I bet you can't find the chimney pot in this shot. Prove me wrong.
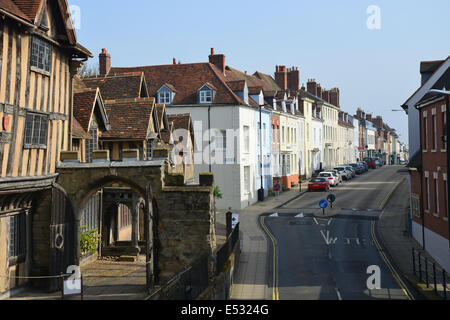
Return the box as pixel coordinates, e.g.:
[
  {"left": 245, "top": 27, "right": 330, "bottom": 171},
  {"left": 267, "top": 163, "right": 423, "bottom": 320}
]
[{"left": 211, "top": 48, "right": 215, "bottom": 55}]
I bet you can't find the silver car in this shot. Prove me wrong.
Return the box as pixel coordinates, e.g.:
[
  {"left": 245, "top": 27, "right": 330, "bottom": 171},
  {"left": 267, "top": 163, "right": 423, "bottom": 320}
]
[
  {"left": 334, "top": 166, "right": 352, "bottom": 180},
  {"left": 330, "top": 169, "right": 343, "bottom": 184},
  {"left": 345, "top": 166, "right": 356, "bottom": 178}
]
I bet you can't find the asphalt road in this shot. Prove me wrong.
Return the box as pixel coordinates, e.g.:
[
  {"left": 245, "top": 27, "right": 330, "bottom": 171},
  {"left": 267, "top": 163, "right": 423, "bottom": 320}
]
[{"left": 261, "top": 166, "right": 414, "bottom": 300}]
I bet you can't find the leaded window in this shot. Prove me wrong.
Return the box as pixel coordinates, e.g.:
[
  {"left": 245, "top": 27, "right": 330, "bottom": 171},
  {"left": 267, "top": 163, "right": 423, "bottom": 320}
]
[
  {"left": 24, "top": 112, "right": 49, "bottom": 149},
  {"left": 31, "top": 37, "right": 52, "bottom": 73},
  {"left": 9, "top": 213, "right": 26, "bottom": 259}
]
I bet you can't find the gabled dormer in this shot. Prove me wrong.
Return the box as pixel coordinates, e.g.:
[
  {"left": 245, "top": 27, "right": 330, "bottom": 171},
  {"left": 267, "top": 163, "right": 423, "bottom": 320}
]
[
  {"left": 249, "top": 86, "right": 264, "bottom": 106},
  {"left": 198, "top": 83, "right": 216, "bottom": 104},
  {"left": 157, "top": 84, "right": 176, "bottom": 105}
]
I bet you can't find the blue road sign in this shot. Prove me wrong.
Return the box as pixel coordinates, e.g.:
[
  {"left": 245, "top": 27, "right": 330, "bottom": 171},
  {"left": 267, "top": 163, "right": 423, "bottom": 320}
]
[{"left": 319, "top": 200, "right": 328, "bottom": 209}]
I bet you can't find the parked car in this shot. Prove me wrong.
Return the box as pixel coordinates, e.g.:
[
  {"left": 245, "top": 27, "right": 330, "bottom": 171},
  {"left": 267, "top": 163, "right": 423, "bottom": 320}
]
[
  {"left": 359, "top": 161, "right": 369, "bottom": 172},
  {"left": 331, "top": 169, "right": 343, "bottom": 183},
  {"left": 350, "top": 163, "right": 363, "bottom": 175},
  {"left": 363, "top": 157, "right": 376, "bottom": 169},
  {"left": 334, "top": 166, "right": 352, "bottom": 180},
  {"left": 345, "top": 166, "right": 356, "bottom": 178},
  {"left": 374, "top": 157, "right": 382, "bottom": 167},
  {"left": 318, "top": 172, "right": 338, "bottom": 186},
  {"left": 308, "top": 177, "right": 330, "bottom": 192}
]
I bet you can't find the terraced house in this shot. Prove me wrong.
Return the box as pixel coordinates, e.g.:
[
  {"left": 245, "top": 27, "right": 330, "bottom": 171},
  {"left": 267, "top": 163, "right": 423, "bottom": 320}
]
[
  {"left": 109, "top": 49, "right": 270, "bottom": 210},
  {"left": 0, "top": 0, "right": 91, "bottom": 296}
]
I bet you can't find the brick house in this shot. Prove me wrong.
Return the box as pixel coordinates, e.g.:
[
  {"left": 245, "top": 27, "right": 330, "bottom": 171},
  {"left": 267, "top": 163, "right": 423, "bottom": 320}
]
[{"left": 406, "top": 57, "right": 450, "bottom": 271}]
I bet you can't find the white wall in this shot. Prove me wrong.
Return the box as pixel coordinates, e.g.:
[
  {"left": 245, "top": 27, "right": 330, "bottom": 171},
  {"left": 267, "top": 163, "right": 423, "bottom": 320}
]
[{"left": 412, "top": 221, "right": 450, "bottom": 271}]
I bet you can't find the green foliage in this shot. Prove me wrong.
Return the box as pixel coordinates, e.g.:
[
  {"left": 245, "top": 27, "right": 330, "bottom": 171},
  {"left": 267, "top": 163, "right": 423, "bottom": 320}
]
[
  {"left": 80, "top": 226, "right": 100, "bottom": 257},
  {"left": 213, "top": 185, "right": 223, "bottom": 199}
]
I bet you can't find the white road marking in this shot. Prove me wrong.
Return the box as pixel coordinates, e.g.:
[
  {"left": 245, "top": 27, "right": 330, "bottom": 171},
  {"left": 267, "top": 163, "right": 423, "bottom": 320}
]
[
  {"left": 335, "top": 288, "right": 343, "bottom": 300},
  {"left": 313, "top": 218, "right": 319, "bottom": 225},
  {"left": 327, "top": 218, "right": 332, "bottom": 226},
  {"left": 270, "top": 213, "right": 279, "bottom": 217},
  {"left": 295, "top": 213, "right": 304, "bottom": 218}
]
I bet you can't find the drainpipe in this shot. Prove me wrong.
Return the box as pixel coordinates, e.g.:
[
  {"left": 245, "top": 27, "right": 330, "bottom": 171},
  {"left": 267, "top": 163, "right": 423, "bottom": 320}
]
[{"left": 208, "top": 106, "right": 212, "bottom": 173}]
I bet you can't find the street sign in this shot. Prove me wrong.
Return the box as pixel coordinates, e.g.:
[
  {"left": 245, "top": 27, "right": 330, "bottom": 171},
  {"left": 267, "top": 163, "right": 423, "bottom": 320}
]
[
  {"left": 327, "top": 194, "right": 336, "bottom": 203},
  {"left": 319, "top": 200, "right": 328, "bottom": 209}
]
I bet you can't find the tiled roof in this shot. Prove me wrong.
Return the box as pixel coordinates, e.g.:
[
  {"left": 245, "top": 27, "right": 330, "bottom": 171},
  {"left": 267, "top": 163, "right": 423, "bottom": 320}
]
[
  {"left": 82, "top": 72, "right": 146, "bottom": 101},
  {"left": 10, "top": 0, "right": 42, "bottom": 22},
  {"left": 72, "top": 117, "right": 91, "bottom": 139},
  {"left": 226, "top": 80, "right": 246, "bottom": 92},
  {"left": 253, "top": 71, "right": 282, "bottom": 93},
  {"left": 0, "top": 0, "right": 29, "bottom": 21},
  {"left": 102, "top": 98, "right": 156, "bottom": 140},
  {"left": 73, "top": 89, "right": 98, "bottom": 132},
  {"left": 110, "top": 63, "right": 245, "bottom": 105}
]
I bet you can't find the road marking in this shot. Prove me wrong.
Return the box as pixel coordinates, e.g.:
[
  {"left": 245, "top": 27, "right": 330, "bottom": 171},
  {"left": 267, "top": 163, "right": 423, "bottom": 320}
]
[
  {"left": 313, "top": 217, "right": 319, "bottom": 225},
  {"left": 328, "top": 218, "right": 333, "bottom": 226},
  {"left": 269, "top": 213, "right": 279, "bottom": 217},
  {"left": 260, "top": 216, "right": 279, "bottom": 300},
  {"left": 334, "top": 288, "right": 343, "bottom": 300},
  {"left": 370, "top": 220, "right": 414, "bottom": 300},
  {"left": 295, "top": 213, "right": 304, "bottom": 218}
]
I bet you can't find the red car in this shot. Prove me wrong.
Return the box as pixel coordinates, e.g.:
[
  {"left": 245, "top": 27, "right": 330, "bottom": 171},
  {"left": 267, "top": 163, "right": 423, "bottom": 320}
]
[{"left": 308, "top": 178, "right": 330, "bottom": 192}]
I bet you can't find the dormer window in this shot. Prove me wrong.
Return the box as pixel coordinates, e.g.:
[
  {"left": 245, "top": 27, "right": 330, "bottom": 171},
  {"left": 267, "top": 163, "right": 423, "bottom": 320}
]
[
  {"left": 200, "top": 90, "right": 213, "bottom": 104},
  {"left": 198, "top": 83, "right": 216, "bottom": 104},
  {"left": 157, "top": 84, "right": 176, "bottom": 104},
  {"left": 158, "top": 91, "right": 171, "bottom": 104}
]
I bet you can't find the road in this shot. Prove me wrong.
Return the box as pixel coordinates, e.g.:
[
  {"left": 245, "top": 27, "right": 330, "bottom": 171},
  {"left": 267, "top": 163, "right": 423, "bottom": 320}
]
[{"left": 260, "top": 166, "right": 415, "bottom": 300}]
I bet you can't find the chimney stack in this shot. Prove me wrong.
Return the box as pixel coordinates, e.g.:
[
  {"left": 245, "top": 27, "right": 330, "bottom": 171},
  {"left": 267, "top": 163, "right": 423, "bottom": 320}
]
[
  {"left": 208, "top": 48, "right": 226, "bottom": 75},
  {"left": 322, "top": 90, "right": 330, "bottom": 103},
  {"left": 287, "top": 67, "right": 300, "bottom": 91},
  {"left": 307, "top": 79, "right": 318, "bottom": 96},
  {"left": 329, "top": 88, "right": 340, "bottom": 108},
  {"left": 173, "top": 58, "right": 177, "bottom": 65},
  {"left": 275, "top": 65, "right": 288, "bottom": 90},
  {"left": 366, "top": 114, "right": 373, "bottom": 122},
  {"left": 99, "top": 48, "right": 111, "bottom": 76},
  {"left": 317, "top": 83, "right": 322, "bottom": 98}
]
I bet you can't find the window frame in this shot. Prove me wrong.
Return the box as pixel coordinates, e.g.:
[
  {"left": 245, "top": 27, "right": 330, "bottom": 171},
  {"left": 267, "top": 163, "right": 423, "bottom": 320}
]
[
  {"left": 9, "top": 213, "right": 27, "bottom": 264},
  {"left": 158, "top": 91, "right": 171, "bottom": 104},
  {"left": 199, "top": 89, "right": 213, "bottom": 104},
  {"left": 31, "top": 36, "right": 52, "bottom": 75},
  {"left": 23, "top": 111, "right": 49, "bottom": 149}
]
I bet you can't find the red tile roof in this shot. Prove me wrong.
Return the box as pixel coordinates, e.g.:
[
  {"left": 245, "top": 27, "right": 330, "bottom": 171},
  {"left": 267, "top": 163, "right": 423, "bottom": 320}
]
[
  {"left": 102, "top": 98, "right": 156, "bottom": 140},
  {"left": 10, "top": 0, "right": 42, "bottom": 22},
  {"left": 73, "top": 89, "right": 98, "bottom": 132},
  {"left": 0, "top": 0, "right": 29, "bottom": 21},
  {"left": 72, "top": 117, "right": 91, "bottom": 139},
  {"left": 82, "top": 72, "right": 147, "bottom": 101},
  {"left": 109, "top": 63, "right": 245, "bottom": 105}
]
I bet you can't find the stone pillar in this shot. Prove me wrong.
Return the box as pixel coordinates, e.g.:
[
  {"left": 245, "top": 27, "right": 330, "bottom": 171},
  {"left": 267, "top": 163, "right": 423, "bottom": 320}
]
[{"left": 131, "top": 197, "right": 140, "bottom": 251}]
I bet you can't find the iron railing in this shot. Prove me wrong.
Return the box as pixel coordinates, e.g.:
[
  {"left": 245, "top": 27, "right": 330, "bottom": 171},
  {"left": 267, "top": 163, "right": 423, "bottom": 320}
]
[
  {"left": 216, "top": 222, "right": 240, "bottom": 276},
  {"left": 147, "top": 253, "right": 210, "bottom": 300},
  {"left": 412, "top": 247, "right": 449, "bottom": 300}
]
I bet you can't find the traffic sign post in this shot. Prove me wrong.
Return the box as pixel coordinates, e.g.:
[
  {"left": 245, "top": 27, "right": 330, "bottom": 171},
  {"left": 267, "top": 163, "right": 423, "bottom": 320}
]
[
  {"left": 327, "top": 194, "right": 336, "bottom": 208},
  {"left": 319, "top": 200, "right": 328, "bottom": 215}
]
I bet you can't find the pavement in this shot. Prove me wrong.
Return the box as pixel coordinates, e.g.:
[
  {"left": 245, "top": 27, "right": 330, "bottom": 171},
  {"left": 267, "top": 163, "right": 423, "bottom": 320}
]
[
  {"left": 376, "top": 175, "right": 447, "bottom": 300},
  {"left": 218, "top": 181, "right": 310, "bottom": 300}
]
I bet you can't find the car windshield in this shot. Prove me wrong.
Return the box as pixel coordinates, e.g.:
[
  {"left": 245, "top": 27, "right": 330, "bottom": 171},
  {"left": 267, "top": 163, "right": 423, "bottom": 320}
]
[
  {"left": 335, "top": 168, "right": 344, "bottom": 171},
  {"left": 311, "top": 178, "right": 325, "bottom": 183},
  {"left": 350, "top": 164, "right": 357, "bottom": 167},
  {"left": 319, "top": 173, "right": 331, "bottom": 177}
]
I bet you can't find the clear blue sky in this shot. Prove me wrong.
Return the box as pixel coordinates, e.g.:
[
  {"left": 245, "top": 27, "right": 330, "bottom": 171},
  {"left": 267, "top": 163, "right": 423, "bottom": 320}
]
[{"left": 69, "top": 0, "right": 450, "bottom": 147}]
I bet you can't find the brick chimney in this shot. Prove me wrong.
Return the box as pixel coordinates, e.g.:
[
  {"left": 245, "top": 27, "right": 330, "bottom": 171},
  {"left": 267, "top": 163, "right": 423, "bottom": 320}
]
[
  {"left": 372, "top": 116, "right": 383, "bottom": 128},
  {"left": 356, "top": 108, "right": 365, "bottom": 119},
  {"left": 317, "top": 84, "right": 322, "bottom": 99},
  {"left": 287, "top": 67, "right": 300, "bottom": 91},
  {"left": 99, "top": 48, "right": 111, "bottom": 76},
  {"left": 366, "top": 114, "right": 373, "bottom": 122},
  {"left": 329, "top": 88, "right": 340, "bottom": 108},
  {"left": 301, "top": 83, "right": 306, "bottom": 91},
  {"left": 307, "top": 79, "right": 318, "bottom": 96},
  {"left": 322, "top": 90, "right": 330, "bottom": 103},
  {"left": 209, "top": 48, "right": 225, "bottom": 75},
  {"left": 275, "top": 65, "right": 288, "bottom": 90},
  {"left": 173, "top": 58, "right": 177, "bottom": 65}
]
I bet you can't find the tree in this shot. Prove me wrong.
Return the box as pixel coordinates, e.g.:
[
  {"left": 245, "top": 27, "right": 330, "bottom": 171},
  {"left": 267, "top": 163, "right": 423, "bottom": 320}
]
[{"left": 78, "top": 62, "right": 99, "bottom": 77}]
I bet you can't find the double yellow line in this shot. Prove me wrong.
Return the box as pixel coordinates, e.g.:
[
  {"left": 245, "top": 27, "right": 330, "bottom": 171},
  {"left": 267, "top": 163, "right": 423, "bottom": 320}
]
[
  {"left": 371, "top": 177, "right": 414, "bottom": 300},
  {"left": 260, "top": 216, "right": 279, "bottom": 300}
]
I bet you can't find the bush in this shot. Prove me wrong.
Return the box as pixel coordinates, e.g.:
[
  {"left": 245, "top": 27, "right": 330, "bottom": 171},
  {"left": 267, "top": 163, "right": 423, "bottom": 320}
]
[{"left": 80, "top": 226, "right": 100, "bottom": 257}]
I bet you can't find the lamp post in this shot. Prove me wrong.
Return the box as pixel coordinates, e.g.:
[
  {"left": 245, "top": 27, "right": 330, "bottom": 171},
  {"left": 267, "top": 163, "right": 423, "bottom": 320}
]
[
  {"left": 426, "top": 89, "right": 450, "bottom": 250},
  {"left": 258, "top": 103, "right": 271, "bottom": 202}
]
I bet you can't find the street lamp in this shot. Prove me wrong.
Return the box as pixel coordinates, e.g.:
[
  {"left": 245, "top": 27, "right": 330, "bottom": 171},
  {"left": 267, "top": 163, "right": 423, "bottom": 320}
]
[
  {"left": 258, "top": 103, "right": 271, "bottom": 202},
  {"left": 426, "top": 89, "right": 450, "bottom": 250}
]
